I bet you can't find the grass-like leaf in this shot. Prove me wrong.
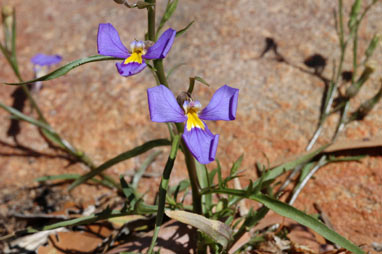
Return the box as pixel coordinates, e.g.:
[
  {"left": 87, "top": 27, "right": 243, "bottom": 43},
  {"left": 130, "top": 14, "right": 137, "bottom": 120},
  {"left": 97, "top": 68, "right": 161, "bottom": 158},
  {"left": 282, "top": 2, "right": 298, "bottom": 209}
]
[
  {"left": 253, "top": 144, "right": 330, "bottom": 186},
  {"left": 131, "top": 150, "right": 162, "bottom": 189},
  {"left": 0, "top": 101, "right": 81, "bottom": 154},
  {"left": 68, "top": 139, "right": 171, "bottom": 191},
  {"left": 176, "top": 20, "right": 194, "bottom": 38},
  {"left": 195, "top": 160, "right": 212, "bottom": 215},
  {"left": 5, "top": 55, "right": 122, "bottom": 86},
  {"left": 157, "top": 0, "right": 179, "bottom": 36},
  {"left": 35, "top": 173, "right": 114, "bottom": 189},
  {"left": 251, "top": 194, "right": 364, "bottom": 254},
  {"left": 203, "top": 187, "right": 364, "bottom": 254},
  {"left": 166, "top": 62, "right": 186, "bottom": 79}
]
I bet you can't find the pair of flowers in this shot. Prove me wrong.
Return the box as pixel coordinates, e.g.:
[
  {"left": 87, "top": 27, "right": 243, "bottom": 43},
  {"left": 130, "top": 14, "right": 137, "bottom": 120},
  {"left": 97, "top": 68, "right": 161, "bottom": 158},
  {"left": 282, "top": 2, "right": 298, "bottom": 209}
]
[
  {"left": 98, "top": 23, "right": 239, "bottom": 164},
  {"left": 35, "top": 23, "right": 239, "bottom": 164}
]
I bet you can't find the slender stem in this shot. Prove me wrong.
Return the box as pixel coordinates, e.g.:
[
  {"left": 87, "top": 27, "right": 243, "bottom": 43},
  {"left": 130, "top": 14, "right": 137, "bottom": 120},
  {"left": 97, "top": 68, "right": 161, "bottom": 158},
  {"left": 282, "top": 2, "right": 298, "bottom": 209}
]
[
  {"left": 306, "top": 0, "right": 346, "bottom": 151},
  {"left": 175, "top": 123, "right": 202, "bottom": 214},
  {"left": 288, "top": 156, "right": 327, "bottom": 205},
  {"left": 332, "top": 100, "right": 350, "bottom": 141},
  {"left": 148, "top": 135, "right": 180, "bottom": 254},
  {"left": 146, "top": 0, "right": 156, "bottom": 41},
  {"left": 145, "top": 0, "right": 201, "bottom": 215},
  {"left": 154, "top": 60, "right": 169, "bottom": 87}
]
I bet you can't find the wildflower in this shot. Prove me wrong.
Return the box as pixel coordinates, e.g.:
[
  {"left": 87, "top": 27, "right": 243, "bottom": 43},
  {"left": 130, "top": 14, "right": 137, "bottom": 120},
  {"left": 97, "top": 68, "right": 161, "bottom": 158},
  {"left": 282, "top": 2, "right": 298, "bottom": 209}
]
[
  {"left": 97, "top": 23, "right": 176, "bottom": 77},
  {"left": 147, "top": 85, "right": 239, "bottom": 164},
  {"left": 30, "top": 53, "right": 62, "bottom": 92}
]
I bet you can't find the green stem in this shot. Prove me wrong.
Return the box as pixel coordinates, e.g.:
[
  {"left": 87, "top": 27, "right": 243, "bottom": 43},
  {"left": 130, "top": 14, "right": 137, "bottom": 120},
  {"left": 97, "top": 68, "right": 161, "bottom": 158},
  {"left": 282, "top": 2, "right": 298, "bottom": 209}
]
[
  {"left": 148, "top": 135, "right": 180, "bottom": 254},
  {"left": 175, "top": 123, "right": 202, "bottom": 214},
  {"left": 145, "top": 0, "right": 202, "bottom": 215},
  {"left": 145, "top": 0, "right": 169, "bottom": 88},
  {"left": 306, "top": 0, "right": 346, "bottom": 151},
  {"left": 154, "top": 60, "right": 169, "bottom": 87},
  {"left": 146, "top": 0, "right": 156, "bottom": 41}
]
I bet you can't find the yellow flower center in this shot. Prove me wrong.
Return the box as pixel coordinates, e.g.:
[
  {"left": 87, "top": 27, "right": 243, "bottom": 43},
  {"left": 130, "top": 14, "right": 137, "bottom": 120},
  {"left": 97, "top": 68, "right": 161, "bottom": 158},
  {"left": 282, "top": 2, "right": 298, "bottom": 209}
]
[
  {"left": 184, "top": 102, "right": 205, "bottom": 131},
  {"left": 124, "top": 51, "right": 144, "bottom": 64},
  {"left": 124, "top": 41, "right": 146, "bottom": 64}
]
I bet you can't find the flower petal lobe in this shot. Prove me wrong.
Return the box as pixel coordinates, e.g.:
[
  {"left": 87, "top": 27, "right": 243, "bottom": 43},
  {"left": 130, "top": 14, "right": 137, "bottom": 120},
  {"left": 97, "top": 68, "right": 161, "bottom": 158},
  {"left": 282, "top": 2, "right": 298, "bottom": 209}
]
[
  {"left": 97, "top": 23, "right": 130, "bottom": 58},
  {"left": 199, "top": 85, "right": 239, "bottom": 121},
  {"left": 144, "top": 28, "right": 176, "bottom": 59},
  {"left": 116, "top": 62, "right": 147, "bottom": 76},
  {"left": 147, "top": 85, "right": 187, "bottom": 123},
  {"left": 182, "top": 124, "right": 219, "bottom": 164}
]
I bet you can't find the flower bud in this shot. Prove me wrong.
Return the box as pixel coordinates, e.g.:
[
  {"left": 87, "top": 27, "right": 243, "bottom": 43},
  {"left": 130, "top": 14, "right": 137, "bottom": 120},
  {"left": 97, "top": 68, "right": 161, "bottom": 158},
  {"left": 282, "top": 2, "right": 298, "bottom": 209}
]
[
  {"left": 113, "top": 0, "right": 126, "bottom": 4},
  {"left": 349, "top": 81, "right": 382, "bottom": 121},
  {"left": 136, "top": 1, "right": 155, "bottom": 9},
  {"left": 345, "top": 65, "right": 374, "bottom": 99},
  {"left": 2, "top": 5, "right": 14, "bottom": 50},
  {"left": 348, "top": 0, "right": 361, "bottom": 31},
  {"left": 176, "top": 91, "right": 192, "bottom": 108},
  {"left": 365, "top": 34, "right": 381, "bottom": 59}
]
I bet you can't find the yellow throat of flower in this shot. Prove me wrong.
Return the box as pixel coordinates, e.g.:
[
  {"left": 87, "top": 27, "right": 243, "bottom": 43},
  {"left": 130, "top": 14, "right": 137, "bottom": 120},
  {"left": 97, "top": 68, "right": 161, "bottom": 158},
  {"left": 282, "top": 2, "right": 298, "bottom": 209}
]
[
  {"left": 124, "top": 51, "right": 144, "bottom": 64},
  {"left": 186, "top": 107, "right": 205, "bottom": 131},
  {"left": 124, "top": 41, "right": 146, "bottom": 64}
]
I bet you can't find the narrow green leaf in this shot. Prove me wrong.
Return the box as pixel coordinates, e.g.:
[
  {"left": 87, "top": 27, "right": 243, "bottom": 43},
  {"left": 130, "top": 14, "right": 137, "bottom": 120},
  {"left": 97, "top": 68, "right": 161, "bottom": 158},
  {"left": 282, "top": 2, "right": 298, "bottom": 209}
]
[
  {"left": 292, "top": 162, "right": 315, "bottom": 191},
  {"left": 187, "top": 75, "right": 210, "bottom": 97},
  {"left": 148, "top": 135, "right": 180, "bottom": 254},
  {"left": 35, "top": 173, "right": 114, "bottom": 188},
  {"left": 348, "top": 0, "right": 361, "bottom": 30},
  {"left": 365, "top": 34, "right": 381, "bottom": 59},
  {"left": 250, "top": 194, "right": 364, "bottom": 254},
  {"left": 40, "top": 209, "right": 135, "bottom": 231},
  {"left": 169, "top": 179, "right": 190, "bottom": 201},
  {"left": 0, "top": 101, "right": 52, "bottom": 130},
  {"left": 10, "top": 7, "right": 18, "bottom": 70},
  {"left": 230, "top": 154, "right": 243, "bottom": 177},
  {"left": 216, "top": 159, "right": 223, "bottom": 187},
  {"left": 0, "top": 101, "right": 79, "bottom": 153},
  {"left": 345, "top": 65, "right": 374, "bottom": 98},
  {"left": 40, "top": 128, "right": 69, "bottom": 151},
  {"left": 327, "top": 154, "right": 365, "bottom": 162},
  {"left": 132, "top": 151, "right": 162, "bottom": 189},
  {"left": 176, "top": 20, "right": 194, "bottom": 38},
  {"left": 253, "top": 144, "right": 330, "bottom": 186},
  {"left": 36, "top": 174, "right": 80, "bottom": 182},
  {"left": 68, "top": 139, "right": 171, "bottom": 191},
  {"left": 194, "top": 76, "right": 210, "bottom": 87},
  {"left": 195, "top": 160, "right": 212, "bottom": 214},
  {"left": 157, "top": 0, "right": 179, "bottom": 36},
  {"left": 5, "top": 55, "right": 123, "bottom": 86},
  {"left": 204, "top": 187, "right": 364, "bottom": 254},
  {"left": 166, "top": 62, "right": 186, "bottom": 79}
]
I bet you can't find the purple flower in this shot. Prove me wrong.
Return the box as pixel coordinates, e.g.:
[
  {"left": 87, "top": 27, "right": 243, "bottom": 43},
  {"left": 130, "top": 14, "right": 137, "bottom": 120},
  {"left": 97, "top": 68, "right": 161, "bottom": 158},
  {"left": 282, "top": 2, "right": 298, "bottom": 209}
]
[
  {"left": 147, "top": 85, "right": 239, "bottom": 164},
  {"left": 30, "top": 53, "right": 62, "bottom": 92},
  {"left": 31, "top": 53, "right": 62, "bottom": 67},
  {"left": 97, "top": 23, "right": 176, "bottom": 77}
]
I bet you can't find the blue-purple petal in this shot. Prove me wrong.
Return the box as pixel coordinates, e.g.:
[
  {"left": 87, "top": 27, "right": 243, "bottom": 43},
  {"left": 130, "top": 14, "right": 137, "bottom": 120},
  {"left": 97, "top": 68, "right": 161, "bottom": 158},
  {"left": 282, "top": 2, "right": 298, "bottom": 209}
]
[
  {"left": 31, "top": 54, "right": 62, "bottom": 66},
  {"left": 199, "top": 85, "right": 239, "bottom": 121},
  {"left": 147, "top": 85, "right": 187, "bottom": 123},
  {"left": 143, "top": 28, "right": 176, "bottom": 60},
  {"left": 97, "top": 23, "right": 130, "bottom": 58},
  {"left": 116, "top": 61, "right": 147, "bottom": 77},
  {"left": 182, "top": 124, "right": 219, "bottom": 164}
]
